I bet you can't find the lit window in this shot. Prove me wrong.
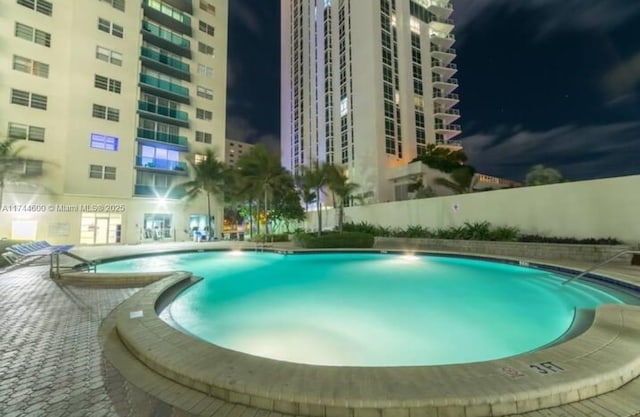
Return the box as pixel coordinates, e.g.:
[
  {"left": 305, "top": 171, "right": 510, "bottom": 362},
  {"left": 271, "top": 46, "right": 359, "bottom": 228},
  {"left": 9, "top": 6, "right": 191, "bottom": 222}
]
[
  {"left": 12, "top": 55, "right": 49, "bottom": 78},
  {"left": 90, "top": 133, "right": 119, "bottom": 151},
  {"left": 197, "top": 86, "right": 213, "bottom": 100},
  {"left": 340, "top": 98, "right": 348, "bottom": 116}
]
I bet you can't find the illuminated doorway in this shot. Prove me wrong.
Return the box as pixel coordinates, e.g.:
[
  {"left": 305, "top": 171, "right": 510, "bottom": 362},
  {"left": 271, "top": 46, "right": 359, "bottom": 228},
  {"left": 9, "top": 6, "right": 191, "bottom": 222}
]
[{"left": 80, "top": 213, "right": 122, "bottom": 244}]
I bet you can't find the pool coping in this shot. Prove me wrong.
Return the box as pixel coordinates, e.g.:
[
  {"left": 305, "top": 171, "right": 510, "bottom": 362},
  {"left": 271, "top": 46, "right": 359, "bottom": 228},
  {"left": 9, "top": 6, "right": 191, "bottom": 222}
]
[{"left": 107, "top": 250, "right": 640, "bottom": 417}]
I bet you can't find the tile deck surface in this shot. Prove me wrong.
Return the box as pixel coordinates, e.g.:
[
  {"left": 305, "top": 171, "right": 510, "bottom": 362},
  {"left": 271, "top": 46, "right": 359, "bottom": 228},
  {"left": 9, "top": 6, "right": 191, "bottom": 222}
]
[{"left": 1, "top": 241, "right": 639, "bottom": 417}]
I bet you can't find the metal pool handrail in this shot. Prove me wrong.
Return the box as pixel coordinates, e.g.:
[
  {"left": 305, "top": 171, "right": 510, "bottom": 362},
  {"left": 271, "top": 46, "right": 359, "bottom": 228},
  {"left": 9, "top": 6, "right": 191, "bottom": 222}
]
[{"left": 562, "top": 249, "right": 639, "bottom": 286}]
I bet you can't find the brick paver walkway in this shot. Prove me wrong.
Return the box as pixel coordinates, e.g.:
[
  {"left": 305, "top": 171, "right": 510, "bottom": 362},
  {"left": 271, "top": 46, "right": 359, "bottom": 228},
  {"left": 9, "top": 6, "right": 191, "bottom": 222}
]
[{"left": 0, "top": 265, "right": 195, "bottom": 417}]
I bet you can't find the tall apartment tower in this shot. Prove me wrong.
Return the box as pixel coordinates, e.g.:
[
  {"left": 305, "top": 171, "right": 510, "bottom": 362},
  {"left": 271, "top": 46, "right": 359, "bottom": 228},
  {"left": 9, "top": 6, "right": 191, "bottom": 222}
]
[
  {"left": 0, "top": 0, "right": 228, "bottom": 244},
  {"left": 281, "top": 0, "right": 461, "bottom": 203}
]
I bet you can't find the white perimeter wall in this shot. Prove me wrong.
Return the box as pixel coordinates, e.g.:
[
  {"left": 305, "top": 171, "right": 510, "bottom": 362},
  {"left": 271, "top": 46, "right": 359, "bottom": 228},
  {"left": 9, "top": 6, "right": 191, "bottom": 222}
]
[{"left": 317, "top": 174, "right": 640, "bottom": 244}]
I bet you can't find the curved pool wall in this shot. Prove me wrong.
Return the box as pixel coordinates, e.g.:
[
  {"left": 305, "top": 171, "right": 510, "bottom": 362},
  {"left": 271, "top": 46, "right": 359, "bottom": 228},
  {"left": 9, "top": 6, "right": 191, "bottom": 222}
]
[
  {"left": 101, "top": 251, "right": 634, "bottom": 367},
  {"left": 100, "top": 250, "right": 640, "bottom": 417}
]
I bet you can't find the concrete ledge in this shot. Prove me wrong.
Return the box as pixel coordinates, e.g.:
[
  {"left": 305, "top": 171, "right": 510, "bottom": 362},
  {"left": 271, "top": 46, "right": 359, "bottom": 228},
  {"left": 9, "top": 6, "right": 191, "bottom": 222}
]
[
  {"left": 114, "top": 271, "right": 640, "bottom": 417},
  {"left": 57, "top": 271, "right": 175, "bottom": 287},
  {"left": 374, "top": 238, "right": 633, "bottom": 264}
]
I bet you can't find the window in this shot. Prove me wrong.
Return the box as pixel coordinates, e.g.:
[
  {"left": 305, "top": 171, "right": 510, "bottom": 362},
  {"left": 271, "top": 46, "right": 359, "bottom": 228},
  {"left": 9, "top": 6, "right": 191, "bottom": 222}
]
[
  {"left": 92, "top": 104, "right": 120, "bottom": 121},
  {"left": 98, "top": 18, "right": 124, "bottom": 38},
  {"left": 199, "top": 0, "right": 215, "bottom": 16},
  {"left": 94, "top": 75, "right": 121, "bottom": 93},
  {"left": 196, "top": 109, "right": 212, "bottom": 120},
  {"left": 89, "top": 164, "right": 103, "bottom": 178},
  {"left": 146, "top": 0, "right": 190, "bottom": 25},
  {"left": 17, "top": 0, "right": 53, "bottom": 16},
  {"left": 96, "top": 46, "right": 122, "bottom": 66},
  {"left": 24, "top": 160, "right": 43, "bottom": 176},
  {"left": 196, "top": 86, "right": 213, "bottom": 100},
  {"left": 199, "top": 20, "right": 215, "bottom": 36},
  {"left": 197, "top": 64, "right": 213, "bottom": 78},
  {"left": 195, "top": 131, "right": 212, "bottom": 144},
  {"left": 99, "top": 0, "right": 125, "bottom": 12},
  {"left": 89, "top": 164, "right": 116, "bottom": 179},
  {"left": 194, "top": 153, "right": 206, "bottom": 164},
  {"left": 90, "top": 133, "right": 119, "bottom": 151},
  {"left": 8, "top": 122, "right": 45, "bottom": 142},
  {"left": 14, "top": 22, "right": 51, "bottom": 47},
  {"left": 198, "top": 42, "right": 214, "bottom": 56},
  {"left": 12, "top": 55, "right": 49, "bottom": 78},
  {"left": 11, "top": 89, "right": 47, "bottom": 110},
  {"left": 104, "top": 166, "right": 117, "bottom": 180}
]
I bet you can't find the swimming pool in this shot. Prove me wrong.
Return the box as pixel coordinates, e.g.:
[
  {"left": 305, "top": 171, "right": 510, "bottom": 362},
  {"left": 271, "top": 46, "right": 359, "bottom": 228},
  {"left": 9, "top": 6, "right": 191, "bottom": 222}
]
[{"left": 99, "top": 251, "right": 634, "bottom": 366}]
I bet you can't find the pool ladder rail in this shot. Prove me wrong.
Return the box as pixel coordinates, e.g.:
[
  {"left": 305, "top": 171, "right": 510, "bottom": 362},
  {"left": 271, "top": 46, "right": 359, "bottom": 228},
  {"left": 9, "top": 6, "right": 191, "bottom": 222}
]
[{"left": 562, "top": 249, "right": 640, "bottom": 286}]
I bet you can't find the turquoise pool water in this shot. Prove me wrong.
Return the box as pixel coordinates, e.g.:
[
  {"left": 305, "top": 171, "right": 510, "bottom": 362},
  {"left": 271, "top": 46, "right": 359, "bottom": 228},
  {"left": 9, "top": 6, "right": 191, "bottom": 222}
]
[{"left": 99, "top": 251, "right": 630, "bottom": 366}]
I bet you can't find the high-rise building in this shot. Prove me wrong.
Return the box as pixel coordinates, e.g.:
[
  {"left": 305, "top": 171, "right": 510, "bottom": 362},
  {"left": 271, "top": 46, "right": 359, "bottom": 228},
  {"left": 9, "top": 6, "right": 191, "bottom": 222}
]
[
  {"left": 281, "top": 0, "right": 461, "bottom": 203},
  {"left": 224, "top": 138, "right": 254, "bottom": 167},
  {"left": 0, "top": 0, "right": 228, "bottom": 244}
]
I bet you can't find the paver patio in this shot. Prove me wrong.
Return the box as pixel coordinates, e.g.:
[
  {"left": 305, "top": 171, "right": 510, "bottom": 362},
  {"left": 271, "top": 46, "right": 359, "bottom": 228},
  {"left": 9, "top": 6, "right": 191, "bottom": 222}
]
[{"left": 1, "top": 242, "right": 639, "bottom": 417}]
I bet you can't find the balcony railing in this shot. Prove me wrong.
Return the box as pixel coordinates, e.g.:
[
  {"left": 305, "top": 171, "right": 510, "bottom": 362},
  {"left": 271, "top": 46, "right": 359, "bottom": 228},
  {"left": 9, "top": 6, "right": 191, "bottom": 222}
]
[
  {"left": 432, "top": 60, "right": 457, "bottom": 70},
  {"left": 430, "top": 44, "right": 456, "bottom": 55},
  {"left": 428, "top": 15, "right": 454, "bottom": 26},
  {"left": 139, "top": 74, "right": 189, "bottom": 98},
  {"left": 140, "top": 47, "right": 190, "bottom": 73},
  {"left": 430, "top": 32, "right": 455, "bottom": 41},
  {"left": 142, "top": 20, "right": 190, "bottom": 49},
  {"left": 432, "top": 74, "right": 459, "bottom": 85},
  {"left": 433, "top": 90, "right": 459, "bottom": 100},
  {"left": 434, "top": 123, "right": 462, "bottom": 131},
  {"left": 434, "top": 107, "right": 460, "bottom": 116},
  {"left": 134, "top": 184, "right": 186, "bottom": 199},
  {"left": 136, "top": 156, "right": 187, "bottom": 172},
  {"left": 138, "top": 101, "right": 188, "bottom": 122},
  {"left": 137, "top": 127, "right": 188, "bottom": 147},
  {"left": 143, "top": 0, "right": 191, "bottom": 26}
]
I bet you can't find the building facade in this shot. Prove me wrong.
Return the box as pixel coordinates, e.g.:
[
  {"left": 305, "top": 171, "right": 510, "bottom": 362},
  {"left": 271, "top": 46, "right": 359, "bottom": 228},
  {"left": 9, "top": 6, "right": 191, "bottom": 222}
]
[
  {"left": 281, "top": 0, "right": 461, "bottom": 203},
  {"left": 0, "top": 0, "right": 228, "bottom": 244},
  {"left": 224, "top": 138, "right": 254, "bottom": 166}
]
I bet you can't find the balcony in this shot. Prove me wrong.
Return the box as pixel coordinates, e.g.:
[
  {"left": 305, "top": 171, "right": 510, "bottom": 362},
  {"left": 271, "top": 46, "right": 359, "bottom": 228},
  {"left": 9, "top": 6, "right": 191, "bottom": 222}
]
[
  {"left": 429, "top": 31, "right": 455, "bottom": 49},
  {"left": 135, "top": 156, "right": 188, "bottom": 174},
  {"left": 421, "top": 0, "right": 453, "bottom": 19},
  {"left": 139, "top": 73, "right": 190, "bottom": 104},
  {"left": 432, "top": 73, "right": 458, "bottom": 90},
  {"left": 134, "top": 184, "right": 187, "bottom": 199},
  {"left": 434, "top": 122, "right": 462, "bottom": 140},
  {"left": 138, "top": 100, "right": 189, "bottom": 127},
  {"left": 142, "top": 0, "right": 192, "bottom": 36},
  {"left": 434, "top": 106, "right": 461, "bottom": 123},
  {"left": 140, "top": 47, "right": 191, "bottom": 81},
  {"left": 427, "top": 14, "right": 454, "bottom": 33},
  {"left": 430, "top": 44, "right": 456, "bottom": 64},
  {"left": 136, "top": 127, "right": 188, "bottom": 150},
  {"left": 141, "top": 20, "right": 191, "bottom": 58},
  {"left": 433, "top": 90, "right": 459, "bottom": 109}
]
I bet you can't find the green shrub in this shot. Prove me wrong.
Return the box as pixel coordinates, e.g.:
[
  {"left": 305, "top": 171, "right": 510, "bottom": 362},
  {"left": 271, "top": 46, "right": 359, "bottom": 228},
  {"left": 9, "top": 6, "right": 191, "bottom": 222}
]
[
  {"left": 293, "top": 232, "right": 375, "bottom": 248},
  {"left": 250, "top": 233, "right": 290, "bottom": 243},
  {"left": 490, "top": 226, "right": 520, "bottom": 241}
]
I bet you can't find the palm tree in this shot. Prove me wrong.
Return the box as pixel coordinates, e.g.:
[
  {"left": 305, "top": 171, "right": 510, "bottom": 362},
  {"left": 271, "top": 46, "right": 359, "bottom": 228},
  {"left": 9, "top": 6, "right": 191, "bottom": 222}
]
[
  {"left": 294, "top": 172, "right": 317, "bottom": 231},
  {"left": 326, "top": 165, "right": 359, "bottom": 232},
  {"left": 525, "top": 164, "right": 565, "bottom": 186},
  {"left": 300, "top": 161, "right": 330, "bottom": 237},
  {"left": 237, "top": 145, "right": 289, "bottom": 235},
  {"left": 412, "top": 143, "right": 468, "bottom": 173},
  {"left": 182, "top": 148, "right": 226, "bottom": 240},
  {"left": 434, "top": 165, "right": 477, "bottom": 194},
  {"left": 0, "top": 137, "right": 27, "bottom": 208}
]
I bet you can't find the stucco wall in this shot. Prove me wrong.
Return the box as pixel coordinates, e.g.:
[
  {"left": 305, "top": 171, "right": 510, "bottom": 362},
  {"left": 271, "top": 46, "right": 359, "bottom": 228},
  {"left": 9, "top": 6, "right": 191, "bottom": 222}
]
[{"left": 317, "top": 174, "right": 640, "bottom": 244}]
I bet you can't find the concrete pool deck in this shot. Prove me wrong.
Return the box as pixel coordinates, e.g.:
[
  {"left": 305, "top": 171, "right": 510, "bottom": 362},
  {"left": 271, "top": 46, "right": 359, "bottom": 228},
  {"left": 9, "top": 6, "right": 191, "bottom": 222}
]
[{"left": 1, "top": 241, "right": 640, "bottom": 417}]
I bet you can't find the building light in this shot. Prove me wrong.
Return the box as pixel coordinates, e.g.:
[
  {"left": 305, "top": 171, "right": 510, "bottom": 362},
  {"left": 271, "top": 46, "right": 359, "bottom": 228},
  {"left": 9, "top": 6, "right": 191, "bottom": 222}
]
[{"left": 340, "top": 98, "right": 348, "bottom": 116}]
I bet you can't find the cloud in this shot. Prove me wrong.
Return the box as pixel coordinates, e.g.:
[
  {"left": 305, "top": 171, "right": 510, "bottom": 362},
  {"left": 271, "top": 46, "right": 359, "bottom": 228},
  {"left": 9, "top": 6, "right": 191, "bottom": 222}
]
[
  {"left": 226, "top": 116, "right": 281, "bottom": 156},
  {"left": 453, "top": 0, "right": 640, "bottom": 40},
  {"left": 229, "top": 0, "right": 264, "bottom": 37},
  {"left": 603, "top": 50, "right": 640, "bottom": 97},
  {"left": 462, "top": 122, "right": 640, "bottom": 181}
]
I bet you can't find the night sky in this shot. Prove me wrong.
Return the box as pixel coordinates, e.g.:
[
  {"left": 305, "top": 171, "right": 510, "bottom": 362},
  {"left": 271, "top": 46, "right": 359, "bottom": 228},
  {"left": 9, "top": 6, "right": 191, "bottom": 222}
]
[{"left": 225, "top": 0, "right": 640, "bottom": 182}]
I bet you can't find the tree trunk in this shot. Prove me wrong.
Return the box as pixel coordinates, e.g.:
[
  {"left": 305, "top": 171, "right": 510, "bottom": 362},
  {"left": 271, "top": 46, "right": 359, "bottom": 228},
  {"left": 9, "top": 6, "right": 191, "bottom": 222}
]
[
  {"left": 264, "top": 189, "right": 269, "bottom": 235},
  {"left": 256, "top": 198, "right": 261, "bottom": 235},
  {"left": 316, "top": 186, "right": 322, "bottom": 237},
  {"left": 338, "top": 203, "right": 344, "bottom": 233},
  {"left": 206, "top": 192, "right": 212, "bottom": 241}
]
